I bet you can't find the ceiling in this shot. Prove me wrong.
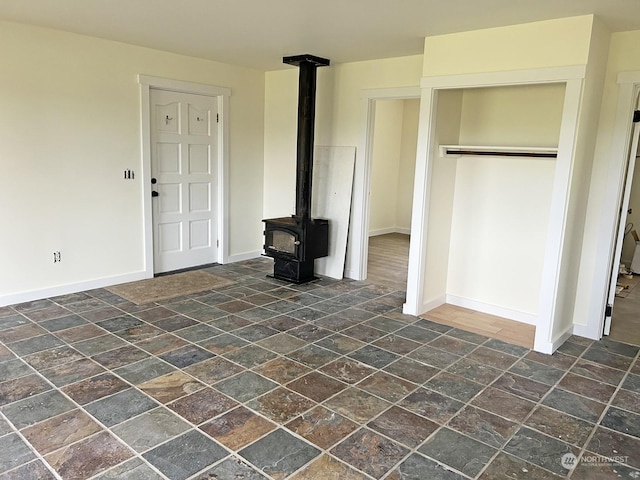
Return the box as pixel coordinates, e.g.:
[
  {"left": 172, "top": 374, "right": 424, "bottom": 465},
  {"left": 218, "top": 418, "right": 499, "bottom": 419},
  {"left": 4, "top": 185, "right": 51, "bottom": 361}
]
[{"left": 1, "top": 0, "right": 640, "bottom": 71}]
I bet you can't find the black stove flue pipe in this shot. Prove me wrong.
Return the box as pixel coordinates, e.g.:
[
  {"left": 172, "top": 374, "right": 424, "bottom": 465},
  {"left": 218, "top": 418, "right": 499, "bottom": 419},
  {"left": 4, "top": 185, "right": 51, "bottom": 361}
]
[{"left": 283, "top": 54, "right": 330, "bottom": 220}]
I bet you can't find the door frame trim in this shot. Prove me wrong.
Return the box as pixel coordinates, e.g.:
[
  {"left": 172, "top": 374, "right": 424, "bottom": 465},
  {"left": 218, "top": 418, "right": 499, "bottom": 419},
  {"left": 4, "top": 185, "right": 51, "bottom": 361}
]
[
  {"left": 138, "top": 75, "right": 231, "bottom": 277},
  {"left": 575, "top": 71, "right": 640, "bottom": 340},
  {"left": 345, "top": 87, "right": 421, "bottom": 281}
]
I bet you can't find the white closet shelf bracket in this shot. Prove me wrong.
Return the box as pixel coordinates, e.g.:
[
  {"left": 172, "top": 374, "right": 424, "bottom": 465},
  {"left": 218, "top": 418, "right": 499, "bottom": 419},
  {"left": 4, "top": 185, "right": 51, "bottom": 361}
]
[{"left": 439, "top": 145, "right": 558, "bottom": 158}]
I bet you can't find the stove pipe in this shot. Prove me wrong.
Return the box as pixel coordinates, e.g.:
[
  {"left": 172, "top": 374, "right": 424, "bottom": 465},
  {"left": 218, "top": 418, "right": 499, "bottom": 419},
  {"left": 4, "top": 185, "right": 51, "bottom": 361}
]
[{"left": 283, "top": 54, "right": 330, "bottom": 220}]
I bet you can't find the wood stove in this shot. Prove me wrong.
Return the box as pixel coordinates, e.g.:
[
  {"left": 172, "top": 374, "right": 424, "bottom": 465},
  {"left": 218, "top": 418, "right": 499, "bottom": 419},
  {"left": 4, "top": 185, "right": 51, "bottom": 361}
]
[{"left": 263, "top": 54, "right": 330, "bottom": 283}]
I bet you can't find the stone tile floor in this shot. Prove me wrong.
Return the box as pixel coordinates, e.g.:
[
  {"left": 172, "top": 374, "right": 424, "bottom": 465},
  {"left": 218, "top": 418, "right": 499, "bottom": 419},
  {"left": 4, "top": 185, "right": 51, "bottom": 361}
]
[{"left": 0, "top": 258, "right": 639, "bottom": 479}]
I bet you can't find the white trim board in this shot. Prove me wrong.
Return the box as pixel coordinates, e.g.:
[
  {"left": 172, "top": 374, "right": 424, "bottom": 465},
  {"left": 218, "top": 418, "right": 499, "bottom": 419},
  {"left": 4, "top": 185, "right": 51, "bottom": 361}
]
[
  {"left": 445, "top": 295, "right": 538, "bottom": 326},
  {"left": 369, "top": 227, "right": 411, "bottom": 237},
  {"left": 138, "top": 75, "right": 231, "bottom": 277},
  {"left": 405, "top": 66, "right": 585, "bottom": 354},
  {"left": 582, "top": 71, "right": 640, "bottom": 340},
  {"left": 420, "top": 66, "right": 586, "bottom": 89},
  {"left": 226, "top": 251, "right": 263, "bottom": 264},
  {"left": 0, "top": 272, "right": 147, "bottom": 308},
  {"left": 545, "top": 324, "right": 575, "bottom": 355}
]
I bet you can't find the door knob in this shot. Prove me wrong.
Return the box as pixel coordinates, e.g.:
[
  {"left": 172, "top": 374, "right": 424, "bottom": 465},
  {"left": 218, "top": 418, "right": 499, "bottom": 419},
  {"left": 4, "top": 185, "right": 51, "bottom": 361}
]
[
  {"left": 152, "top": 191, "right": 159, "bottom": 197},
  {"left": 151, "top": 178, "right": 157, "bottom": 184}
]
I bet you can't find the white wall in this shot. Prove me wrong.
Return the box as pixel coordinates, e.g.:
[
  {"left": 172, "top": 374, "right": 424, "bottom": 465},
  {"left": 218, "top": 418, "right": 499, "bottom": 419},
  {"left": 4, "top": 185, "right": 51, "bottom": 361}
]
[{"left": 0, "top": 21, "right": 265, "bottom": 304}]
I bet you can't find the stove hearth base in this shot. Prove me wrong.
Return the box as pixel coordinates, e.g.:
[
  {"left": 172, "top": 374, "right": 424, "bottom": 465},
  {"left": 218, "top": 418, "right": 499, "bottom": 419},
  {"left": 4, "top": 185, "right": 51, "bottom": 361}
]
[{"left": 270, "top": 258, "right": 316, "bottom": 284}]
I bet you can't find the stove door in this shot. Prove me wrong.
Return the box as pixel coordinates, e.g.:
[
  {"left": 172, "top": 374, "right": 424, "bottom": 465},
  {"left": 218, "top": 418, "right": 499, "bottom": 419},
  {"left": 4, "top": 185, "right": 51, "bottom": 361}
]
[{"left": 265, "top": 229, "right": 299, "bottom": 257}]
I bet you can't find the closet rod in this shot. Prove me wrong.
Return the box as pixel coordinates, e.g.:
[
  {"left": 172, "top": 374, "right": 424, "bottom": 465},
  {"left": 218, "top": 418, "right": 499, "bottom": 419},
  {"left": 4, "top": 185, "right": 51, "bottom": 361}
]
[
  {"left": 439, "top": 145, "right": 558, "bottom": 159},
  {"left": 448, "top": 150, "right": 556, "bottom": 158}
]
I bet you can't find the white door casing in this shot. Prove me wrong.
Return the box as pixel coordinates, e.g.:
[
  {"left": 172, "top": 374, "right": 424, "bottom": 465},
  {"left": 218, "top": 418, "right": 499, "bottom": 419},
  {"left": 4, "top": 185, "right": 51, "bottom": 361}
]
[
  {"left": 577, "top": 72, "right": 640, "bottom": 341},
  {"left": 150, "top": 89, "right": 218, "bottom": 273},
  {"left": 604, "top": 100, "right": 640, "bottom": 335}
]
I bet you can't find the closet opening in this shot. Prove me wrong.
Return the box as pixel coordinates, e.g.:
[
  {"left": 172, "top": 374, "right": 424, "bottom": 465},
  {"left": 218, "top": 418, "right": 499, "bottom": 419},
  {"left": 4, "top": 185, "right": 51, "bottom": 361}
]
[{"left": 413, "top": 82, "right": 568, "bottom": 350}]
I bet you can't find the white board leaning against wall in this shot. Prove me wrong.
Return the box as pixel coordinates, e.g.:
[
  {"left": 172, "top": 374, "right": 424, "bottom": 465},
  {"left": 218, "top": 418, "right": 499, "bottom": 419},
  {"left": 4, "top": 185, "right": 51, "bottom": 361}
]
[{"left": 312, "top": 146, "right": 357, "bottom": 279}]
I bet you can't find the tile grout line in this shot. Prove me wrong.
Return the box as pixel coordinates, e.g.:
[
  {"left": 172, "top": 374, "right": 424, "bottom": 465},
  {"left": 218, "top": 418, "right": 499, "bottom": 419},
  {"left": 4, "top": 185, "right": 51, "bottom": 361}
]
[
  {"left": 2, "top": 261, "right": 639, "bottom": 479},
  {"left": 568, "top": 346, "right": 640, "bottom": 478}
]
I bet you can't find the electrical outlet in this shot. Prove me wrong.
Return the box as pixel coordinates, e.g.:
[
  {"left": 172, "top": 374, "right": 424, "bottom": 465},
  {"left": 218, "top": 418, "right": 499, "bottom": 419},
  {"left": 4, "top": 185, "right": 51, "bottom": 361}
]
[{"left": 53, "top": 251, "right": 61, "bottom": 263}]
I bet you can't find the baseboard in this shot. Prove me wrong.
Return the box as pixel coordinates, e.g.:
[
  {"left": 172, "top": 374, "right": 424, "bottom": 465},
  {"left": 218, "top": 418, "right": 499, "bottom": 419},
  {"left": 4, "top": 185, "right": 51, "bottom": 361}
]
[
  {"left": 445, "top": 294, "right": 538, "bottom": 326},
  {"left": 343, "top": 267, "right": 359, "bottom": 281},
  {"left": 369, "top": 227, "right": 411, "bottom": 237},
  {"left": 0, "top": 271, "right": 149, "bottom": 308},
  {"left": 410, "top": 295, "right": 446, "bottom": 316},
  {"left": 571, "top": 323, "right": 600, "bottom": 341},
  {"left": 534, "top": 323, "right": 574, "bottom": 354},
  {"left": 225, "top": 250, "right": 263, "bottom": 264}
]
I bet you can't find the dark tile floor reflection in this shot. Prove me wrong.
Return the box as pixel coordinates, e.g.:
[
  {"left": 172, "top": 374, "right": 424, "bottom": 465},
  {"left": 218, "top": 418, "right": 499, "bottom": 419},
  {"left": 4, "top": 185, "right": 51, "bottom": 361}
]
[{"left": 0, "top": 258, "right": 639, "bottom": 479}]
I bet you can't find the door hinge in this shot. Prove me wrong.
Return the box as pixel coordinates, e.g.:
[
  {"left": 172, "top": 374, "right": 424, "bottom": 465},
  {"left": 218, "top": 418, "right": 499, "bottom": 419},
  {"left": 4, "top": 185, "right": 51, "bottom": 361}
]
[
  {"left": 216, "top": 239, "right": 219, "bottom": 247},
  {"left": 633, "top": 110, "right": 640, "bottom": 123},
  {"left": 605, "top": 304, "right": 613, "bottom": 317},
  {"left": 216, "top": 113, "right": 219, "bottom": 123}
]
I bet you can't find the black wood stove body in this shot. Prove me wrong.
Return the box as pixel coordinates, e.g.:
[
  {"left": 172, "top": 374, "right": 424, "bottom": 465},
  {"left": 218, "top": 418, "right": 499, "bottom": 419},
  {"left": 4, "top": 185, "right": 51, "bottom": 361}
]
[{"left": 263, "top": 54, "right": 330, "bottom": 283}]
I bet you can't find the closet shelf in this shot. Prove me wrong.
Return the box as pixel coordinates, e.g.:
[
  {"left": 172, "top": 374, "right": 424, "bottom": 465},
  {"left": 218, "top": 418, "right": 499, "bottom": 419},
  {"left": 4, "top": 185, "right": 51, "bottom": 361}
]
[{"left": 439, "top": 145, "right": 558, "bottom": 158}]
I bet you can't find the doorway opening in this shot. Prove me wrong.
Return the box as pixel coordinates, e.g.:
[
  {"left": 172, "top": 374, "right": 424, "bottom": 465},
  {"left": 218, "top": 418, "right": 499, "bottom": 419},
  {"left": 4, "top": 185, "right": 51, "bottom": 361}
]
[
  {"left": 345, "top": 87, "right": 420, "bottom": 293},
  {"left": 366, "top": 98, "right": 419, "bottom": 291},
  {"left": 607, "top": 99, "right": 640, "bottom": 346}
]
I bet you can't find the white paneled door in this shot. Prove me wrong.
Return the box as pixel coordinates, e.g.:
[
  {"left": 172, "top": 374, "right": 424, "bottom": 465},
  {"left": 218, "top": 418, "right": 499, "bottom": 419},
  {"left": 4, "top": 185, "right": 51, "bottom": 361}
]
[{"left": 150, "top": 89, "right": 218, "bottom": 273}]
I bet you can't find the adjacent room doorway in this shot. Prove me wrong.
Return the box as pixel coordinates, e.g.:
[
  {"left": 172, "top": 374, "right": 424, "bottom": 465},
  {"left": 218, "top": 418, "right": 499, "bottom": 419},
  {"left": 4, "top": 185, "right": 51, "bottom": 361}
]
[
  {"left": 347, "top": 87, "right": 420, "bottom": 289},
  {"left": 606, "top": 98, "right": 640, "bottom": 346},
  {"left": 366, "top": 98, "right": 419, "bottom": 291}
]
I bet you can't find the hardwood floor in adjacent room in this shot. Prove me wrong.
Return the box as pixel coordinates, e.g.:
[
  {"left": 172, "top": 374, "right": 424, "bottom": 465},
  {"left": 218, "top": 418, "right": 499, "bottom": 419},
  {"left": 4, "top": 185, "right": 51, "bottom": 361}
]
[
  {"left": 610, "top": 274, "right": 640, "bottom": 346},
  {"left": 367, "top": 233, "right": 409, "bottom": 291},
  {"left": 422, "top": 304, "right": 535, "bottom": 349},
  {"left": 366, "top": 232, "right": 535, "bottom": 349}
]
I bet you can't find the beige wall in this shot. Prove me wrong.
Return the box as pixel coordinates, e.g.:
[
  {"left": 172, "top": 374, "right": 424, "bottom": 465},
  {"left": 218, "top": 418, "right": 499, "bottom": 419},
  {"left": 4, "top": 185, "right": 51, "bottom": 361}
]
[
  {"left": 368, "top": 98, "right": 418, "bottom": 235},
  {"left": 423, "top": 15, "right": 593, "bottom": 76},
  {"left": 397, "top": 99, "right": 419, "bottom": 230},
  {"left": 369, "top": 99, "right": 404, "bottom": 234},
  {"left": 0, "top": 21, "right": 265, "bottom": 301},
  {"left": 551, "top": 16, "right": 610, "bottom": 339}
]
